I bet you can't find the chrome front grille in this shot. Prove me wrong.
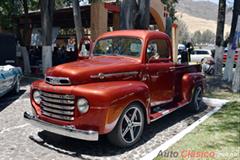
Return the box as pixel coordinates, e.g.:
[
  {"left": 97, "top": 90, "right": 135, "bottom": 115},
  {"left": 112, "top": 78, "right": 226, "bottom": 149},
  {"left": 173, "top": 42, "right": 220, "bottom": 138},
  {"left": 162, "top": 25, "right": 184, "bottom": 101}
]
[{"left": 40, "top": 91, "right": 75, "bottom": 121}]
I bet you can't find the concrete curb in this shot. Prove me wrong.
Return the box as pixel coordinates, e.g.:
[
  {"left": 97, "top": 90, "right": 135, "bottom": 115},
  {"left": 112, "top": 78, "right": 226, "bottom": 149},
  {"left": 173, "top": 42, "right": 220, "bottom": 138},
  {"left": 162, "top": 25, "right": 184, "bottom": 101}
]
[{"left": 141, "top": 97, "right": 229, "bottom": 160}]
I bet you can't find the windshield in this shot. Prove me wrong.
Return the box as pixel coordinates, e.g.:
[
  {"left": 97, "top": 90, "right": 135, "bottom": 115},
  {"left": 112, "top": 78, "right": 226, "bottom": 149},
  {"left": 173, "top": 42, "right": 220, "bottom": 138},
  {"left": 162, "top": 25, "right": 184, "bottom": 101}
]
[{"left": 93, "top": 37, "right": 142, "bottom": 58}]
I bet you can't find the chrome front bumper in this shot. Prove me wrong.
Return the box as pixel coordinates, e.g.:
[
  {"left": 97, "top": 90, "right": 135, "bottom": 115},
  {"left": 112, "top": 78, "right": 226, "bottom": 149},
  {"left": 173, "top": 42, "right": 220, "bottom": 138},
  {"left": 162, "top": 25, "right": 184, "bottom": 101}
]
[{"left": 24, "top": 112, "right": 99, "bottom": 141}]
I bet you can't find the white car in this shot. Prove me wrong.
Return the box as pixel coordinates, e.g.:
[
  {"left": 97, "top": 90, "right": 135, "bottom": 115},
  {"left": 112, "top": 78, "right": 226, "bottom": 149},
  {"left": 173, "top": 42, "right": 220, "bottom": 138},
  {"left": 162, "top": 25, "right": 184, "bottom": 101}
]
[
  {"left": 178, "top": 49, "right": 213, "bottom": 63},
  {"left": 0, "top": 65, "right": 22, "bottom": 97}
]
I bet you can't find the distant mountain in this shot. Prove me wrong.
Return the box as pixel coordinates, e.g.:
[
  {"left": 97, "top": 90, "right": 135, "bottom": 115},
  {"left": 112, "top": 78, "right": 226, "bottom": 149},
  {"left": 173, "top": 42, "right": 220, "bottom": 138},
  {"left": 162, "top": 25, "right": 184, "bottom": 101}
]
[
  {"left": 176, "top": 0, "right": 232, "bottom": 25},
  {"left": 176, "top": 0, "right": 232, "bottom": 34}
]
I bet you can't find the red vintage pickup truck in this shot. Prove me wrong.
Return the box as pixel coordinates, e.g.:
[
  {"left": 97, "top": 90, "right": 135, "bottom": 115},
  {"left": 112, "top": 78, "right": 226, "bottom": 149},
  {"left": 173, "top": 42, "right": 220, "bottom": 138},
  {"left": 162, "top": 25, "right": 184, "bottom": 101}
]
[{"left": 24, "top": 30, "right": 205, "bottom": 147}]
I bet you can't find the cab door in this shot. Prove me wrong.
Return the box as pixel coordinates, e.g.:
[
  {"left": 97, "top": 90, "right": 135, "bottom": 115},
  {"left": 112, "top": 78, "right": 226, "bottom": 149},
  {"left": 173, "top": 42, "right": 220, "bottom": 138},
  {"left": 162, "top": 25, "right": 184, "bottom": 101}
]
[{"left": 144, "top": 38, "right": 175, "bottom": 105}]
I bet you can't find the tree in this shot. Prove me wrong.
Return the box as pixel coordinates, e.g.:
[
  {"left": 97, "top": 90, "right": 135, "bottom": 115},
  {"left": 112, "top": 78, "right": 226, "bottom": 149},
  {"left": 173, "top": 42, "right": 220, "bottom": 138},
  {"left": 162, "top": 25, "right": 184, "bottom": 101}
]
[
  {"left": 161, "top": 0, "right": 178, "bottom": 21},
  {"left": 178, "top": 20, "right": 190, "bottom": 44},
  {"left": 135, "top": 0, "right": 150, "bottom": 29},
  {"left": 201, "top": 30, "right": 215, "bottom": 44},
  {"left": 120, "top": 0, "right": 150, "bottom": 30},
  {"left": 192, "top": 30, "right": 202, "bottom": 44},
  {"left": 0, "top": 0, "right": 22, "bottom": 31},
  {"left": 214, "top": 0, "right": 226, "bottom": 76},
  {"left": 41, "top": 0, "right": 55, "bottom": 73},
  {"left": 232, "top": 15, "right": 240, "bottom": 93},
  {"left": 120, "top": 0, "right": 138, "bottom": 29},
  {"left": 19, "top": 0, "right": 32, "bottom": 75},
  {"left": 223, "top": 0, "right": 240, "bottom": 82},
  {"left": 72, "top": 0, "right": 83, "bottom": 49}
]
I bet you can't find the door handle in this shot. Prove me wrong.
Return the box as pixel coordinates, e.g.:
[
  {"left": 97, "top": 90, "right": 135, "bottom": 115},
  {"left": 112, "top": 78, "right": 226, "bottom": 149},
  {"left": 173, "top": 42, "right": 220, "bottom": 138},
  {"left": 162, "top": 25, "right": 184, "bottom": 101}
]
[{"left": 169, "top": 67, "right": 175, "bottom": 72}]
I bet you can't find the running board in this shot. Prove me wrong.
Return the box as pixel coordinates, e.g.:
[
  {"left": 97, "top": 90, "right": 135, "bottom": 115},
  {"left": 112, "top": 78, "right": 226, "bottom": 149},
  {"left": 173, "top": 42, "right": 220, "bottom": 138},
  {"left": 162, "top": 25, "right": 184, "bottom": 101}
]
[{"left": 150, "top": 101, "right": 189, "bottom": 122}]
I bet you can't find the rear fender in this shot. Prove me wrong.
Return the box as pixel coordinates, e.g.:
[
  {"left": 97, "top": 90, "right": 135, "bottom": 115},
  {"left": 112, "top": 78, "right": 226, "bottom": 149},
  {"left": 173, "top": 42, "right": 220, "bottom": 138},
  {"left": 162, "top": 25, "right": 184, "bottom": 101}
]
[{"left": 181, "top": 73, "right": 205, "bottom": 102}]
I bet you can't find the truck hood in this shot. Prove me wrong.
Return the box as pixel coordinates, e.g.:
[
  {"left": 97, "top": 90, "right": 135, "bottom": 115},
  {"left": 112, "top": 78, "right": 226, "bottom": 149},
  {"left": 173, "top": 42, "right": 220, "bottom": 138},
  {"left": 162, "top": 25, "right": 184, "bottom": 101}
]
[{"left": 45, "top": 56, "right": 142, "bottom": 85}]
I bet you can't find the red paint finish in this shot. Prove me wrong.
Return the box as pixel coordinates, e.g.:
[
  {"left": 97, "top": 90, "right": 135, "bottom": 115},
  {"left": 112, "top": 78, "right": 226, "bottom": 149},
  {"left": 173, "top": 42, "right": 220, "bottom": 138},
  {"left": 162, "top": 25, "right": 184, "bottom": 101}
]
[
  {"left": 30, "top": 30, "right": 205, "bottom": 135},
  {"left": 104, "top": 3, "right": 120, "bottom": 13},
  {"left": 223, "top": 53, "right": 238, "bottom": 64}
]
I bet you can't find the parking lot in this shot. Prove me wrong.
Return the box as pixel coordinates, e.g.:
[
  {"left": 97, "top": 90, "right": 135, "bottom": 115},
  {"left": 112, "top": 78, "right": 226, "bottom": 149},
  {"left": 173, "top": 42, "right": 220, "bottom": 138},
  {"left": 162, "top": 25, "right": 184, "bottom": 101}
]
[{"left": 0, "top": 77, "right": 217, "bottom": 160}]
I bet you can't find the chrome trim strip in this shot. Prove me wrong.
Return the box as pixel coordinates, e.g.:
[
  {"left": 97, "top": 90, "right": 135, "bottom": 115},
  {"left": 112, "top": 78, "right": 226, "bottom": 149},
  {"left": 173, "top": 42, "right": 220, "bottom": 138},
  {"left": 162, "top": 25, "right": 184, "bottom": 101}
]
[
  {"left": 41, "top": 96, "right": 75, "bottom": 105},
  {"left": 41, "top": 91, "right": 75, "bottom": 100},
  {"left": 90, "top": 71, "right": 138, "bottom": 79},
  {"left": 45, "top": 76, "right": 71, "bottom": 85},
  {"left": 41, "top": 101, "right": 74, "bottom": 110},
  {"left": 150, "top": 102, "right": 189, "bottom": 122},
  {"left": 42, "top": 110, "right": 74, "bottom": 121},
  {"left": 24, "top": 112, "right": 98, "bottom": 141},
  {"left": 41, "top": 106, "right": 74, "bottom": 116}
]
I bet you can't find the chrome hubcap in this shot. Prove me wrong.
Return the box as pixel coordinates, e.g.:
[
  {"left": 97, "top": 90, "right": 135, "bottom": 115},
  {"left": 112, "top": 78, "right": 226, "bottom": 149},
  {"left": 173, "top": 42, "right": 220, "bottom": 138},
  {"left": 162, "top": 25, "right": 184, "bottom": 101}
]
[
  {"left": 195, "top": 87, "right": 202, "bottom": 110},
  {"left": 121, "top": 107, "right": 143, "bottom": 143}
]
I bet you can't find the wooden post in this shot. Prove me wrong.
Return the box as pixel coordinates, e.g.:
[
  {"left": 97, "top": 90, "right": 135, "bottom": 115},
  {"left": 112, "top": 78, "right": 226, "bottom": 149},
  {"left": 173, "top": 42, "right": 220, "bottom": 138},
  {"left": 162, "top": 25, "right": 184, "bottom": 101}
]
[
  {"left": 113, "top": 13, "right": 120, "bottom": 30},
  {"left": 172, "top": 23, "right": 178, "bottom": 63},
  {"left": 91, "top": 2, "right": 108, "bottom": 41}
]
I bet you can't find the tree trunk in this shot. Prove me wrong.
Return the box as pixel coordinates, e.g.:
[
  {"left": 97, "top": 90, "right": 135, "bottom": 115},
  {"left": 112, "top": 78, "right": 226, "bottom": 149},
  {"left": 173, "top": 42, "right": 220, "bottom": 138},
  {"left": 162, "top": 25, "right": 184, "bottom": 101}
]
[
  {"left": 223, "top": 44, "right": 235, "bottom": 82},
  {"left": 223, "top": 0, "right": 240, "bottom": 82},
  {"left": 214, "top": 0, "right": 226, "bottom": 76},
  {"left": 232, "top": 15, "right": 240, "bottom": 93},
  {"left": 135, "top": 0, "right": 150, "bottom": 29},
  {"left": 232, "top": 51, "right": 240, "bottom": 93},
  {"left": 120, "top": 0, "right": 150, "bottom": 30},
  {"left": 41, "top": 0, "right": 55, "bottom": 73},
  {"left": 22, "top": 0, "right": 29, "bottom": 45},
  {"left": 20, "top": 46, "right": 31, "bottom": 74},
  {"left": 120, "top": 0, "right": 138, "bottom": 29},
  {"left": 73, "top": 0, "right": 83, "bottom": 49},
  {"left": 20, "top": 0, "right": 31, "bottom": 75}
]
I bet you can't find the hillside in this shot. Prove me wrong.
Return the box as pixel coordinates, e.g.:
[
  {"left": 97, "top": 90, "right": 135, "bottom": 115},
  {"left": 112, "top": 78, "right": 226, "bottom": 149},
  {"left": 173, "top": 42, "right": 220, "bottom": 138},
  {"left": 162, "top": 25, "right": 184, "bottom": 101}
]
[{"left": 176, "top": 0, "right": 232, "bottom": 34}]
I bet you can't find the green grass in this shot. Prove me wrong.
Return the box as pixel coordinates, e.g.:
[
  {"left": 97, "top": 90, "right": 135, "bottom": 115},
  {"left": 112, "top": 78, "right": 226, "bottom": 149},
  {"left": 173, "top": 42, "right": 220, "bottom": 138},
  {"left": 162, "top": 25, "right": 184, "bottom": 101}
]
[
  {"left": 155, "top": 102, "right": 240, "bottom": 160},
  {"left": 204, "top": 90, "right": 240, "bottom": 102},
  {"left": 204, "top": 76, "right": 240, "bottom": 102}
]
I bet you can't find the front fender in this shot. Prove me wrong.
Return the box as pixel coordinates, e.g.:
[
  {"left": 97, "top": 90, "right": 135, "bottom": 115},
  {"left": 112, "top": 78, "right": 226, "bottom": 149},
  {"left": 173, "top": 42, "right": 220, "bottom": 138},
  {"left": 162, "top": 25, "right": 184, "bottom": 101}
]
[
  {"left": 72, "top": 81, "right": 151, "bottom": 134},
  {"left": 31, "top": 80, "right": 150, "bottom": 134},
  {"left": 181, "top": 73, "right": 205, "bottom": 101}
]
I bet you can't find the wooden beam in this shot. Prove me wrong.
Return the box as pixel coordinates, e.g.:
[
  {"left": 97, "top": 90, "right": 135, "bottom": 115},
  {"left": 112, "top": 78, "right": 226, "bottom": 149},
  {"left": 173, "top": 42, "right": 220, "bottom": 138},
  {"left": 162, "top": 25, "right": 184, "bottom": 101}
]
[{"left": 91, "top": 2, "right": 108, "bottom": 40}]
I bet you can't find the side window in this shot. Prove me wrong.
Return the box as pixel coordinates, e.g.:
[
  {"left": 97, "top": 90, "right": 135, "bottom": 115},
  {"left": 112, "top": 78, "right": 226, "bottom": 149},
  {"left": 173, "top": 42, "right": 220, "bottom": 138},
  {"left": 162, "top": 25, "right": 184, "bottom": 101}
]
[
  {"left": 202, "top": 51, "right": 209, "bottom": 55},
  {"left": 146, "top": 39, "right": 170, "bottom": 63}
]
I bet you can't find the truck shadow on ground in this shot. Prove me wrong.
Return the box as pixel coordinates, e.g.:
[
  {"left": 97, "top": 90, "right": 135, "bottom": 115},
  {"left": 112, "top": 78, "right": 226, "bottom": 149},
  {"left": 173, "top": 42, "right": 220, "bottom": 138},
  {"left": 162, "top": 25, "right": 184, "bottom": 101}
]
[
  {"left": 30, "top": 103, "right": 208, "bottom": 158},
  {"left": 0, "top": 90, "right": 26, "bottom": 112}
]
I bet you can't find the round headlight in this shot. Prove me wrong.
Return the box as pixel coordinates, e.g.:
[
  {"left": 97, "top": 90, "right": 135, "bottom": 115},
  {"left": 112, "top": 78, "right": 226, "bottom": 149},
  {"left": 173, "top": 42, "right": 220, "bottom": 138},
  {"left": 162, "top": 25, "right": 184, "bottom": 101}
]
[
  {"left": 33, "top": 90, "right": 41, "bottom": 104},
  {"left": 77, "top": 98, "right": 89, "bottom": 114}
]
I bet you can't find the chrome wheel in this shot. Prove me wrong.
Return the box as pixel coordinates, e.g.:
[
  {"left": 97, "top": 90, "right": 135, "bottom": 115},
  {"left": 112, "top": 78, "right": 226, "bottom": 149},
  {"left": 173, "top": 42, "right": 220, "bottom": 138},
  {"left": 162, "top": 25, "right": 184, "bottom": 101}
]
[
  {"left": 120, "top": 106, "right": 144, "bottom": 143},
  {"left": 107, "top": 103, "right": 145, "bottom": 147}
]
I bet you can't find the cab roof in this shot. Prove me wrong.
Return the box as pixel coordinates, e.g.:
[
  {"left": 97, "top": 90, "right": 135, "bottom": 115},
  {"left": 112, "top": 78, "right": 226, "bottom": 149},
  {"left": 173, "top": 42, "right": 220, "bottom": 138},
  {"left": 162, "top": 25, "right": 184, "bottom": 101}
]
[{"left": 98, "top": 30, "right": 170, "bottom": 40}]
